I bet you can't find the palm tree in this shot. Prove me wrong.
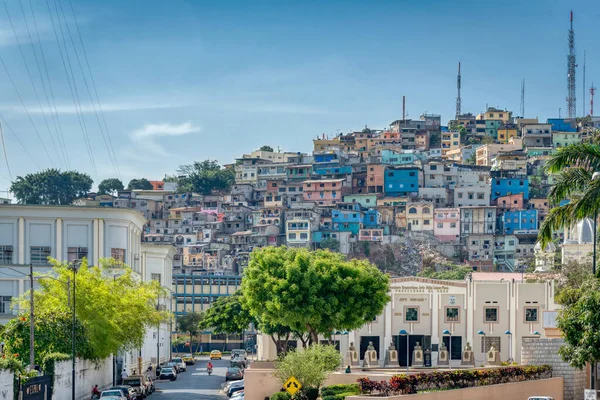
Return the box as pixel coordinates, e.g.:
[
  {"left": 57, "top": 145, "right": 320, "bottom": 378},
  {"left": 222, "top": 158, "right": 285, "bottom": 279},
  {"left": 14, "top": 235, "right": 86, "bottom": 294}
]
[{"left": 538, "top": 139, "right": 600, "bottom": 248}]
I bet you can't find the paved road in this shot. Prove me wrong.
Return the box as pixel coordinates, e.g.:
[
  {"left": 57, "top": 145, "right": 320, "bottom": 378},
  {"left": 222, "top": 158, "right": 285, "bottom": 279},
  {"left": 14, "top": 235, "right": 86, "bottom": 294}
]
[{"left": 152, "top": 356, "right": 233, "bottom": 400}]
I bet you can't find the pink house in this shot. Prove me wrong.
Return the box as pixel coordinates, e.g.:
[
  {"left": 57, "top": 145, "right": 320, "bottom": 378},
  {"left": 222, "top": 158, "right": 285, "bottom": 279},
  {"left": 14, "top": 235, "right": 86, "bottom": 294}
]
[
  {"left": 434, "top": 208, "right": 460, "bottom": 242},
  {"left": 302, "top": 179, "right": 349, "bottom": 205}
]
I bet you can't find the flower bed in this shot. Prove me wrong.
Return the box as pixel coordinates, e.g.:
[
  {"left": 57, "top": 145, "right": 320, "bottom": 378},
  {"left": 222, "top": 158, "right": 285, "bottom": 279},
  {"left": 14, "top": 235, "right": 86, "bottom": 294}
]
[{"left": 357, "top": 365, "right": 552, "bottom": 396}]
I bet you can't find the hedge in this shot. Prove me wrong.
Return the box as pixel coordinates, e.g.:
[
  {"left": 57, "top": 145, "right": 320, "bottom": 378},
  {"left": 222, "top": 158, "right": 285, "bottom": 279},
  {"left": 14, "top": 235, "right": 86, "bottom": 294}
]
[
  {"left": 270, "top": 392, "right": 291, "bottom": 400},
  {"left": 321, "top": 384, "right": 360, "bottom": 400},
  {"left": 357, "top": 365, "right": 552, "bottom": 396}
]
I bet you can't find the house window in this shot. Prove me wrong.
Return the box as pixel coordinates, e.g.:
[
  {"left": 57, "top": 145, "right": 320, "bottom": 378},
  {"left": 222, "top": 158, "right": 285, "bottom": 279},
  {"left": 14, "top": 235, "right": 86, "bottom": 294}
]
[
  {"left": 405, "top": 306, "right": 419, "bottom": 322},
  {"left": 67, "top": 247, "right": 88, "bottom": 263},
  {"left": 30, "top": 246, "right": 51, "bottom": 266},
  {"left": 445, "top": 307, "right": 459, "bottom": 323},
  {"left": 300, "top": 232, "right": 308, "bottom": 240},
  {"left": 151, "top": 273, "right": 161, "bottom": 284},
  {"left": 477, "top": 193, "right": 484, "bottom": 200},
  {"left": 484, "top": 307, "right": 499, "bottom": 323},
  {"left": 111, "top": 248, "right": 126, "bottom": 263},
  {"left": 450, "top": 223, "right": 456, "bottom": 228},
  {"left": 0, "top": 295, "right": 11, "bottom": 314},
  {"left": 424, "top": 220, "right": 430, "bottom": 225},
  {"left": 408, "top": 208, "right": 417, "bottom": 214},
  {"left": 458, "top": 193, "right": 463, "bottom": 199},
  {"left": 423, "top": 208, "right": 431, "bottom": 214},
  {"left": 524, "top": 307, "right": 538, "bottom": 322},
  {"left": 288, "top": 233, "right": 297, "bottom": 240},
  {"left": 0, "top": 246, "right": 13, "bottom": 265},
  {"left": 437, "top": 223, "right": 443, "bottom": 228}
]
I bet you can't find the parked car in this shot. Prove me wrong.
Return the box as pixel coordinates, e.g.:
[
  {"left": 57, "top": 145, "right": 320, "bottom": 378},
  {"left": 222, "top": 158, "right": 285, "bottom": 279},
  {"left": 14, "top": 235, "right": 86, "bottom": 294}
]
[
  {"left": 122, "top": 375, "right": 149, "bottom": 399},
  {"left": 182, "top": 353, "right": 195, "bottom": 365},
  {"left": 159, "top": 366, "right": 177, "bottom": 381},
  {"left": 225, "top": 366, "right": 243, "bottom": 381},
  {"left": 231, "top": 390, "right": 244, "bottom": 400},
  {"left": 101, "top": 389, "right": 128, "bottom": 400},
  {"left": 108, "top": 386, "right": 136, "bottom": 400},
  {"left": 166, "top": 361, "right": 180, "bottom": 373},
  {"left": 231, "top": 349, "right": 247, "bottom": 360},
  {"left": 210, "top": 350, "right": 222, "bottom": 360},
  {"left": 145, "top": 376, "right": 155, "bottom": 393},
  {"left": 227, "top": 381, "right": 244, "bottom": 397},
  {"left": 172, "top": 357, "right": 187, "bottom": 372}
]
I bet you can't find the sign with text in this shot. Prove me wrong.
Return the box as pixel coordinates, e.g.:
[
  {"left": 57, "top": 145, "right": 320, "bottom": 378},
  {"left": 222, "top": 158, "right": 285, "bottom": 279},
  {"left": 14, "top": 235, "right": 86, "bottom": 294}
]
[{"left": 585, "top": 389, "right": 598, "bottom": 400}]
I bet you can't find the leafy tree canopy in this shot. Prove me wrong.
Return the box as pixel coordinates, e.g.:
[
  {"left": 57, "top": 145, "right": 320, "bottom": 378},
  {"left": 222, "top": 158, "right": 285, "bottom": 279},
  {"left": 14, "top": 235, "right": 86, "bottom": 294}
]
[
  {"left": 177, "top": 311, "right": 204, "bottom": 337},
  {"left": 10, "top": 169, "right": 93, "bottom": 205},
  {"left": 418, "top": 264, "right": 472, "bottom": 280},
  {"left": 176, "top": 160, "right": 235, "bottom": 195},
  {"left": 555, "top": 278, "right": 600, "bottom": 368},
  {"left": 319, "top": 238, "right": 340, "bottom": 252},
  {"left": 202, "top": 292, "right": 252, "bottom": 334},
  {"left": 242, "top": 247, "right": 390, "bottom": 343},
  {"left": 274, "top": 344, "right": 340, "bottom": 390},
  {"left": 127, "top": 178, "right": 154, "bottom": 190},
  {"left": 98, "top": 178, "right": 124, "bottom": 195},
  {"left": 6, "top": 259, "right": 170, "bottom": 363},
  {"left": 260, "top": 145, "right": 274, "bottom": 152}
]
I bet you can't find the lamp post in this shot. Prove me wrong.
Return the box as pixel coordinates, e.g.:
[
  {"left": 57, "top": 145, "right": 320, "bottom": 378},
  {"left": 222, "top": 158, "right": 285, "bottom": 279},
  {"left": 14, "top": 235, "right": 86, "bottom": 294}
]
[
  {"left": 71, "top": 262, "right": 79, "bottom": 400},
  {"left": 442, "top": 330, "right": 452, "bottom": 369},
  {"left": 505, "top": 330, "right": 512, "bottom": 362},
  {"left": 591, "top": 173, "right": 600, "bottom": 390},
  {"left": 399, "top": 329, "right": 408, "bottom": 373}
]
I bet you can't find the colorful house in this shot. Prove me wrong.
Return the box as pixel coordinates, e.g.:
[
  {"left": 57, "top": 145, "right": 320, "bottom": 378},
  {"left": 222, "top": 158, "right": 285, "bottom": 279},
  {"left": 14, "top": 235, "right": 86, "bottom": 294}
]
[
  {"left": 502, "top": 210, "right": 538, "bottom": 234},
  {"left": 384, "top": 166, "right": 421, "bottom": 196},
  {"left": 491, "top": 177, "right": 529, "bottom": 200},
  {"left": 302, "top": 179, "right": 348, "bottom": 205}
]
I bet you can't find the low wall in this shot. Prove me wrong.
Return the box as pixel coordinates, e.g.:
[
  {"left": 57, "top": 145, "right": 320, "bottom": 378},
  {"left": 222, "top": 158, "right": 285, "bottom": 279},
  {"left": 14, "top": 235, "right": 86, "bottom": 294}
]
[
  {"left": 0, "top": 370, "right": 12, "bottom": 400},
  {"left": 347, "top": 377, "right": 563, "bottom": 400},
  {"left": 522, "top": 338, "right": 585, "bottom": 400},
  {"left": 54, "top": 358, "right": 112, "bottom": 400}
]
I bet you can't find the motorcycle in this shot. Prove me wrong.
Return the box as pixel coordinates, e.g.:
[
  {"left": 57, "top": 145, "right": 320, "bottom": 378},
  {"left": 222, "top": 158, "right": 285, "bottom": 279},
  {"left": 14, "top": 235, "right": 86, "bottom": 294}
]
[{"left": 207, "top": 366, "right": 213, "bottom": 375}]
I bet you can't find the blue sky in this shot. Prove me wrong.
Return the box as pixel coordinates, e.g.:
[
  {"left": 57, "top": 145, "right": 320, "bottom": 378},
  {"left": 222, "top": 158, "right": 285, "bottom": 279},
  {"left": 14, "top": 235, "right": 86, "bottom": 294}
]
[{"left": 0, "top": 0, "right": 597, "bottom": 193}]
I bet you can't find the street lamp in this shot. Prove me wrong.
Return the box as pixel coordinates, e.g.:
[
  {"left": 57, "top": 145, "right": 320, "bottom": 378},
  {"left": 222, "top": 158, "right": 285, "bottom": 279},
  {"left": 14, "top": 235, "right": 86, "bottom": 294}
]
[
  {"left": 442, "top": 330, "right": 452, "bottom": 369},
  {"left": 505, "top": 330, "right": 512, "bottom": 362},
  {"left": 70, "top": 262, "right": 80, "bottom": 400},
  {"left": 477, "top": 330, "right": 486, "bottom": 358},
  {"left": 533, "top": 331, "right": 540, "bottom": 337},
  {"left": 399, "top": 329, "right": 409, "bottom": 373}
]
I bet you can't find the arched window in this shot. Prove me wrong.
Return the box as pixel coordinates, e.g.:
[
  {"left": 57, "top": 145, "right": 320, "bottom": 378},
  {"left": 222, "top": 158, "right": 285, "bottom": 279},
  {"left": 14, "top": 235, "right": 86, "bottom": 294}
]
[
  {"left": 409, "top": 207, "right": 417, "bottom": 214},
  {"left": 423, "top": 207, "right": 431, "bottom": 214}
]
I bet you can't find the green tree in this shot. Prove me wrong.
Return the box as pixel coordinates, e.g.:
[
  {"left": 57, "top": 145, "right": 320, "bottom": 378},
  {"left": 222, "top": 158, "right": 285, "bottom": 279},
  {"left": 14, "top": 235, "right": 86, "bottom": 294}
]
[
  {"left": 98, "top": 178, "right": 124, "bottom": 195},
  {"left": 202, "top": 292, "right": 252, "bottom": 334},
  {"left": 260, "top": 145, "right": 274, "bottom": 152},
  {"left": 127, "top": 178, "right": 154, "bottom": 190},
  {"left": 10, "top": 169, "right": 93, "bottom": 205},
  {"left": 538, "top": 140, "right": 600, "bottom": 247},
  {"left": 176, "top": 160, "right": 235, "bottom": 195},
  {"left": 555, "top": 278, "right": 600, "bottom": 368},
  {"left": 418, "top": 264, "right": 472, "bottom": 280},
  {"left": 319, "top": 238, "right": 340, "bottom": 252},
  {"left": 274, "top": 344, "right": 340, "bottom": 392},
  {"left": 177, "top": 311, "right": 204, "bottom": 353},
  {"left": 5, "top": 259, "right": 169, "bottom": 363},
  {"left": 242, "top": 247, "right": 390, "bottom": 343}
]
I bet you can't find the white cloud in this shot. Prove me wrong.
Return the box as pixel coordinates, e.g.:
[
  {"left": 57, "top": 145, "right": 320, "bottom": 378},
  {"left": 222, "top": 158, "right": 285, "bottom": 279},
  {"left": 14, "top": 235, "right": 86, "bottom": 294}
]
[{"left": 129, "top": 122, "right": 200, "bottom": 156}]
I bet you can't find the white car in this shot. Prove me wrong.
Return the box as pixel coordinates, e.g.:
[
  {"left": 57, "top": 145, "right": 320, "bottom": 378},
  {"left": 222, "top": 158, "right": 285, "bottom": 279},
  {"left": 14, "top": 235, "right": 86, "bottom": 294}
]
[{"left": 172, "top": 357, "right": 187, "bottom": 372}]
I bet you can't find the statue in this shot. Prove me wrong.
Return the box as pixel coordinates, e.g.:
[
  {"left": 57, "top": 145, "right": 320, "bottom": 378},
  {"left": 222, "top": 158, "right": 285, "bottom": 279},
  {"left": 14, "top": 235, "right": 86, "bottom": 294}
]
[
  {"left": 414, "top": 342, "right": 422, "bottom": 350},
  {"left": 438, "top": 341, "right": 449, "bottom": 366},
  {"left": 439, "top": 341, "right": 447, "bottom": 351},
  {"left": 461, "top": 342, "right": 474, "bottom": 366},
  {"left": 384, "top": 341, "right": 398, "bottom": 367},
  {"left": 349, "top": 342, "right": 356, "bottom": 352},
  {"left": 389, "top": 342, "right": 396, "bottom": 351},
  {"left": 364, "top": 341, "right": 378, "bottom": 367},
  {"left": 486, "top": 345, "right": 501, "bottom": 366},
  {"left": 465, "top": 342, "right": 472, "bottom": 351},
  {"left": 412, "top": 342, "right": 424, "bottom": 367},
  {"left": 367, "top": 341, "right": 375, "bottom": 351},
  {"left": 346, "top": 342, "right": 359, "bottom": 367}
]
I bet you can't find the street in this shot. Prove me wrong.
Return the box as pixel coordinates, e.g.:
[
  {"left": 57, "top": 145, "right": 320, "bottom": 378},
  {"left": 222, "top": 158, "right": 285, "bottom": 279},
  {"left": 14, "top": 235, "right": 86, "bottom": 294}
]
[{"left": 152, "top": 356, "right": 232, "bottom": 400}]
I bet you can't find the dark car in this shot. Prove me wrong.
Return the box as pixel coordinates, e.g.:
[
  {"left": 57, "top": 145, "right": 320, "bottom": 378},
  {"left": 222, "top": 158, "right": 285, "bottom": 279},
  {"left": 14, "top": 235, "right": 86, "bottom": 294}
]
[
  {"left": 225, "top": 366, "right": 243, "bottom": 382},
  {"left": 159, "top": 366, "right": 177, "bottom": 381},
  {"left": 166, "top": 361, "right": 180, "bottom": 373},
  {"left": 108, "top": 386, "right": 136, "bottom": 400}
]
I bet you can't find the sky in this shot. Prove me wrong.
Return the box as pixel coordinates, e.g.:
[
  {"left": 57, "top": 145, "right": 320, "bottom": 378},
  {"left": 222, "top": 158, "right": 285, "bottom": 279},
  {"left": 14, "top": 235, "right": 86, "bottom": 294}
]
[{"left": 0, "top": 0, "right": 598, "bottom": 194}]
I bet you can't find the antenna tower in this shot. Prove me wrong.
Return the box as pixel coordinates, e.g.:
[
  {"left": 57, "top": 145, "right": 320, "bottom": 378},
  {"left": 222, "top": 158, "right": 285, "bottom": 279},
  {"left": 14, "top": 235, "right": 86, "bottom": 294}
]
[
  {"left": 520, "top": 79, "right": 525, "bottom": 117},
  {"left": 591, "top": 84, "right": 596, "bottom": 116},
  {"left": 566, "top": 11, "right": 576, "bottom": 119},
  {"left": 583, "top": 51, "right": 586, "bottom": 116},
  {"left": 456, "top": 62, "right": 461, "bottom": 117}
]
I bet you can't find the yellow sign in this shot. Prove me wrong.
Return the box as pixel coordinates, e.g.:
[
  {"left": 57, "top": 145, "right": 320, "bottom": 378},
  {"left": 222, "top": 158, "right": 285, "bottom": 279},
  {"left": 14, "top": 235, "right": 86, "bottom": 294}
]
[{"left": 284, "top": 376, "right": 302, "bottom": 395}]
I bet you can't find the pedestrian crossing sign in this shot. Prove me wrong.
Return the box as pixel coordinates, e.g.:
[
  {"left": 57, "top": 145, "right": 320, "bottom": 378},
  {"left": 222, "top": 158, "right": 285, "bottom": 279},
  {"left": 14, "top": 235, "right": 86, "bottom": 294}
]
[{"left": 284, "top": 376, "right": 302, "bottom": 395}]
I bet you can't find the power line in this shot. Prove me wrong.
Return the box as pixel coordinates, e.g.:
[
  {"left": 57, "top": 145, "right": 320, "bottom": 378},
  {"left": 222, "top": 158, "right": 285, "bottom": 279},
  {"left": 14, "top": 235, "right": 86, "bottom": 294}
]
[
  {"left": 0, "top": 114, "right": 41, "bottom": 169},
  {"left": 58, "top": 0, "right": 120, "bottom": 179},
  {"left": 46, "top": 0, "right": 97, "bottom": 178},
  {"left": 0, "top": 54, "right": 54, "bottom": 164},
  {"left": 2, "top": 0, "right": 61, "bottom": 167},
  {"left": 67, "top": 0, "right": 121, "bottom": 179},
  {"left": 25, "top": 0, "right": 71, "bottom": 169},
  {"left": 0, "top": 123, "right": 13, "bottom": 181}
]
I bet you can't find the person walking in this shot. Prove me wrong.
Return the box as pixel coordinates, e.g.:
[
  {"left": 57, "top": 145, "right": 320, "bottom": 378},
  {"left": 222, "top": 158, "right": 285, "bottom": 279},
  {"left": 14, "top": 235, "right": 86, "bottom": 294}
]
[{"left": 121, "top": 369, "right": 129, "bottom": 381}]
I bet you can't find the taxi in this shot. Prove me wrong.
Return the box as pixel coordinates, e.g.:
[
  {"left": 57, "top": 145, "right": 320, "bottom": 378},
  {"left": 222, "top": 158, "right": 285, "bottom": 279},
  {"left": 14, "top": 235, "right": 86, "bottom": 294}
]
[
  {"left": 182, "top": 353, "right": 195, "bottom": 365},
  {"left": 210, "top": 349, "right": 222, "bottom": 360}
]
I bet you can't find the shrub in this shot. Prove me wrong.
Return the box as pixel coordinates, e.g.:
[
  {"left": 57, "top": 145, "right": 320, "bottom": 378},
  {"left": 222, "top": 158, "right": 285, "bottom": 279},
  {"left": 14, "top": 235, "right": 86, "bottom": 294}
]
[
  {"left": 274, "top": 344, "right": 341, "bottom": 390},
  {"left": 271, "top": 392, "right": 292, "bottom": 400},
  {"left": 321, "top": 384, "right": 360, "bottom": 397},
  {"left": 358, "top": 365, "right": 552, "bottom": 395}
]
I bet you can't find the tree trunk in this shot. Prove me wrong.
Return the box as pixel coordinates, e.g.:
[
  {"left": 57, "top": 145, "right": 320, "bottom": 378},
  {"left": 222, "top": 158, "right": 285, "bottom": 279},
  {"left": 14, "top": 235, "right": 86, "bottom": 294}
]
[{"left": 306, "top": 324, "right": 319, "bottom": 344}]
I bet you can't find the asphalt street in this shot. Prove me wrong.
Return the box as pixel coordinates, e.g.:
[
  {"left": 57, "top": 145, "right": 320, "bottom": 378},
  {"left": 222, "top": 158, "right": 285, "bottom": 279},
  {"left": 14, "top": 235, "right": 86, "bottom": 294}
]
[{"left": 152, "top": 356, "right": 233, "bottom": 400}]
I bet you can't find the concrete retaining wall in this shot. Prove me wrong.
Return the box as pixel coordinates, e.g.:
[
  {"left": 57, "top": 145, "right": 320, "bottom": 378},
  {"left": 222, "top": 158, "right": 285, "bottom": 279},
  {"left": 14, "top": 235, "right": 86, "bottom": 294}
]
[
  {"left": 347, "top": 377, "right": 563, "bottom": 400},
  {"left": 522, "top": 338, "right": 585, "bottom": 400},
  {"left": 0, "top": 370, "right": 12, "bottom": 400},
  {"left": 53, "top": 358, "right": 112, "bottom": 400}
]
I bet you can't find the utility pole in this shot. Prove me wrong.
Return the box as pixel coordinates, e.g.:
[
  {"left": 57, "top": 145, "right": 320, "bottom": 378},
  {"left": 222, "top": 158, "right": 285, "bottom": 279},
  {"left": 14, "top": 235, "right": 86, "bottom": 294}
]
[
  {"left": 566, "top": 10, "right": 577, "bottom": 119},
  {"left": 72, "top": 263, "right": 76, "bottom": 400},
  {"left": 456, "top": 62, "right": 462, "bottom": 117},
  {"left": 29, "top": 263, "right": 34, "bottom": 371}
]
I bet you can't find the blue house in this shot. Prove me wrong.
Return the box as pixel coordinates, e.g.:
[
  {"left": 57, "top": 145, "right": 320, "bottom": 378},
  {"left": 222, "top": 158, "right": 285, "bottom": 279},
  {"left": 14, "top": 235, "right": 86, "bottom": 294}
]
[
  {"left": 332, "top": 205, "right": 362, "bottom": 234},
  {"left": 381, "top": 150, "right": 420, "bottom": 166},
  {"left": 384, "top": 166, "right": 420, "bottom": 196},
  {"left": 313, "top": 165, "right": 353, "bottom": 175},
  {"left": 492, "top": 177, "right": 529, "bottom": 200},
  {"left": 363, "top": 209, "right": 381, "bottom": 227},
  {"left": 547, "top": 118, "right": 577, "bottom": 133},
  {"left": 502, "top": 210, "right": 538, "bottom": 234}
]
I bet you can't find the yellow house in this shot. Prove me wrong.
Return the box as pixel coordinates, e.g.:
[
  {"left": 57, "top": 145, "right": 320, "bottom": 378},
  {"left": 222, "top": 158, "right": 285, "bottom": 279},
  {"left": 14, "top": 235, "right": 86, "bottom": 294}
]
[{"left": 497, "top": 124, "right": 518, "bottom": 144}]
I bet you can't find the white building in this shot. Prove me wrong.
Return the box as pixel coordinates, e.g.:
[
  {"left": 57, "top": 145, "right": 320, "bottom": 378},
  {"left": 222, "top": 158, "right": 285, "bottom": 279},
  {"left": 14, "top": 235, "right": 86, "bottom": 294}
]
[{"left": 0, "top": 205, "right": 175, "bottom": 375}]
